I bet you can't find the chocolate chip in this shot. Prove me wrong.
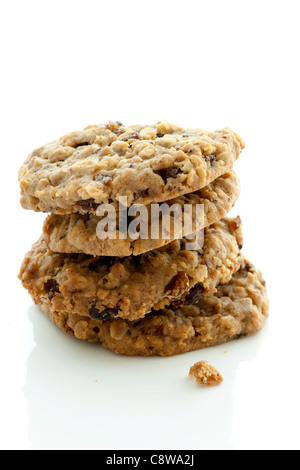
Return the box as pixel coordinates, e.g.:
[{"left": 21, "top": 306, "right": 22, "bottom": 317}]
[
  {"left": 77, "top": 199, "right": 99, "bottom": 212},
  {"left": 157, "top": 133, "right": 165, "bottom": 138},
  {"left": 156, "top": 168, "right": 181, "bottom": 184},
  {"left": 165, "top": 271, "right": 189, "bottom": 297},
  {"left": 44, "top": 279, "right": 60, "bottom": 300},
  {"left": 89, "top": 306, "right": 119, "bottom": 321},
  {"left": 183, "top": 285, "right": 204, "bottom": 305},
  {"left": 93, "top": 327, "right": 100, "bottom": 333}
]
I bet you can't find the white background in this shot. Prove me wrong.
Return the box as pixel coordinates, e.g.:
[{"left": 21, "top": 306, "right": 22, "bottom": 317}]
[{"left": 1, "top": 0, "right": 299, "bottom": 450}]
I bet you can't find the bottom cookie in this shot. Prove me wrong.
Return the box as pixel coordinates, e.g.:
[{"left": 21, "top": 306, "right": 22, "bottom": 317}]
[{"left": 37, "top": 257, "right": 269, "bottom": 357}]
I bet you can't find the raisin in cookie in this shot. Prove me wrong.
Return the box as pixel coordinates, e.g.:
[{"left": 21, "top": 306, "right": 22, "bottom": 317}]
[
  {"left": 19, "top": 218, "right": 243, "bottom": 322},
  {"left": 19, "top": 121, "right": 244, "bottom": 214},
  {"left": 43, "top": 171, "right": 240, "bottom": 257},
  {"left": 30, "top": 258, "right": 268, "bottom": 357}
]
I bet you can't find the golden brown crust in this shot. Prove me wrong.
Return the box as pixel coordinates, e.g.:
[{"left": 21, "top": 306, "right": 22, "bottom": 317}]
[
  {"left": 30, "top": 257, "right": 269, "bottom": 357},
  {"left": 98, "top": 258, "right": 269, "bottom": 356},
  {"left": 19, "top": 218, "right": 243, "bottom": 322},
  {"left": 19, "top": 121, "right": 244, "bottom": 214},
  {"left": 43, "top": 171, "right": 240, "bottom": 257}
]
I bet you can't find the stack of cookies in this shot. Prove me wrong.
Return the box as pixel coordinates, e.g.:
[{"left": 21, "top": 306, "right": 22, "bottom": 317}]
[{"left": 18, "top": 121, "right": 269, "bottom": 356}]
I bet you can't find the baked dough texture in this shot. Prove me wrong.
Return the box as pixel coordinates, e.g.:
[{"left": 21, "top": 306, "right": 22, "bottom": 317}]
[
  {"left": 43, "top": 171, "right": 240, "bottom": 257},
  {"left": 19, "top": 218, "right": 243, "bottom": 322},
  {"left": 98, "top": 257, "right": 269, "bottom": 356},
  {"left": 17, "top": 121, "right": 269, "bottom": 359},
  {"left": 19, "top": 121, "right": 244, "bottom": 214},
  {"left": 189, "top": 361, "right": 223, "bottom": 386},
  {"left": 25, "top": 257, "right": 268, "bottom": 357}
]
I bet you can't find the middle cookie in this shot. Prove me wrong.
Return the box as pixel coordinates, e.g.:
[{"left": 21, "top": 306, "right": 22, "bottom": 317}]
[
  {"left": 43, "top": 171, "right": 240, "bottom": 257},
  {"left": 19, "top": 217, "right": 243, "bottom": 322}
]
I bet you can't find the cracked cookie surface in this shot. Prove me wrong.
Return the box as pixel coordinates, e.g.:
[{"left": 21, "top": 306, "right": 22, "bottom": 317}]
[
  {"left": 19, "top": 121, "right": 244, "bottom": 214},
  {"left": 29, "top": 257, "right": 268, "bottom": 356},
  {"left": 19, "top": 218, "right": 243, "bottom": 322},
  {"left": 43, "top": 171, "right": 240, "bottom": 257}
]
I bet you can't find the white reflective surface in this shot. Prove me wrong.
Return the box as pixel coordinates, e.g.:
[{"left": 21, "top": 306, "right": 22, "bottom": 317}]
[
  {"left": 1, "top": 0, "right": 300, "bottom": 450},
  {"left": 2, "top": 259, "right": 299, "bottom": 450}
]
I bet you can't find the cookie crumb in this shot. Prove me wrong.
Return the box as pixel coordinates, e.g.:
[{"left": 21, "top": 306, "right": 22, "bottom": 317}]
[{"left": 189, "top": 361, "right": 223, "bottom": 386}]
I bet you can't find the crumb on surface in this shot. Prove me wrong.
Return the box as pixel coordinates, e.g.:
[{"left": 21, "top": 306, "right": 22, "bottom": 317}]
[{"left": 189, "top": 361, "right": 223, "bottom": 386}]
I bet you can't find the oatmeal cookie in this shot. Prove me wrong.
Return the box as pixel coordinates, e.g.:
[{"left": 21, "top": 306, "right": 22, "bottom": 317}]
[
  {"left": 19, "top": 218, "right": 243, "bottom": 322},
  {"left": 97, "top": 257, "right": 269, "bottom": 356},
  {"left": 30, "top": 258, "right": 268, "bottom": 356},
  {"left": 43, "top": 171, "right": 240, "bottom": 257},
  {"left": 19, "top": 121, "right": 244, "bottom": 214}
]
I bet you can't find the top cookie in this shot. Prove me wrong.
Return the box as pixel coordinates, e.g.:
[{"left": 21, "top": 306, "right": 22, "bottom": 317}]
[{"left": 19, "top": 121, "right": 244, "bottom": 214}]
